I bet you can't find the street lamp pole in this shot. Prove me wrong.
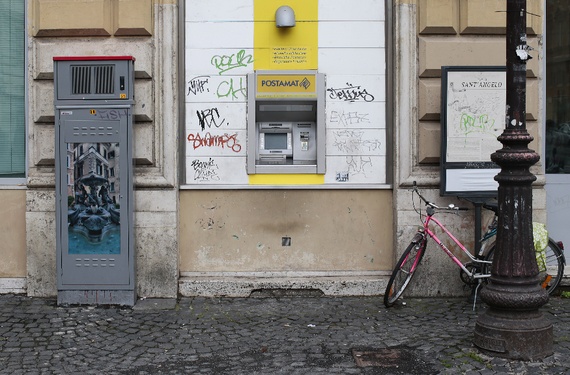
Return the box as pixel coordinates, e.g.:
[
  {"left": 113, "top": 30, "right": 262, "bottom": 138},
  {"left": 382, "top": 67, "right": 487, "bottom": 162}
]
[{"left": 473, "top": 0, "right": 553, "bottom": 360}]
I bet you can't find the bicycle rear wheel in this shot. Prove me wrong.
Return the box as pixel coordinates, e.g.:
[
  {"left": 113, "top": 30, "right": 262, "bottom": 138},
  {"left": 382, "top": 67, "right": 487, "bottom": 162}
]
[
  {"left": 484, "top": 238, "right": 565, "bottom": 294},
  {"left": 384, "top": 234, "right": 427, "bottom": 307}
]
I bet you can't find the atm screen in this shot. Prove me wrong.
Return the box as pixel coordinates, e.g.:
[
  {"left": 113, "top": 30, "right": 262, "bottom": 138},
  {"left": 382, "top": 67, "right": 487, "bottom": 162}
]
[{"left": 265, "top": 133, "right": 288, "bottom": 150}]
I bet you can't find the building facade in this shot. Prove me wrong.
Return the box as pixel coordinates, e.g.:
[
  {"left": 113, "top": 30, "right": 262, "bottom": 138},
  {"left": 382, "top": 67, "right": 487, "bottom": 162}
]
[{"left": 0, "top": 0, "right": 562, "bottom": 300}]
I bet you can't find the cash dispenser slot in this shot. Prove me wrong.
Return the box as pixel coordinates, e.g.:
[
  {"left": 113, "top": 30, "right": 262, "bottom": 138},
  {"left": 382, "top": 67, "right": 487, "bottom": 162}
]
[{"left": 258, "top": 122, "right": 293, "bottom": 164}]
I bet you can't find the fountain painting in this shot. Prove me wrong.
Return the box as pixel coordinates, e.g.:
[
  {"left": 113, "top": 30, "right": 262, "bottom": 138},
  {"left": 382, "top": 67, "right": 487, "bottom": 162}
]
[{"left": 67, "top": 142, "right": 121, "bottom": 254}]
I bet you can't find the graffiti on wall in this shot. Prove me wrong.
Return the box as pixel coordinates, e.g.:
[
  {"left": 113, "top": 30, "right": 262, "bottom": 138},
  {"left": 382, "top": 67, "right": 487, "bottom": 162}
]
[
  {"left": 326, "top": 80, "right": 383, "bottom": 184},
  {"left": 186, "top": 50, "right": 253, "bottom": 102},
  {"left": 187, "top": 76, "right": 210, "bottom": 96},
  {"left": 329, "top": 110, "right": 370, "bottom": 126},
  {"left": 334, "top": 156, "right": 376, "bottom": 183},
  {"left": 184, "top": 3, "right": 387, "bottom": 186},
  {"left": 327, "top": 83, "right": 375, "bottom": 102},
  {"left": 332, "top": 130, "right": 382, "bottom": 154},
  {"left": 187, "top": 132, "right": 242, "bottom": 153},
  {"left": 187, "top": 75, "right": 248, "bottom": 101},
  {"left": 211, "top": 50, "right": 254, "bottom": 75},
  {"left": 190, "top": 158, "right": 221, "bottom": 182},
  {"left": 196, "top": 107, "right": 229, "bottom": 130}
]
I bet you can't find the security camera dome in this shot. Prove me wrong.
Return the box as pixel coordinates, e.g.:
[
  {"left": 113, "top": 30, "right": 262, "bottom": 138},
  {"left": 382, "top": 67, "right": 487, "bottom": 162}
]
[{"left": 275, "top": 6, "right": 295, "bottom": 28}]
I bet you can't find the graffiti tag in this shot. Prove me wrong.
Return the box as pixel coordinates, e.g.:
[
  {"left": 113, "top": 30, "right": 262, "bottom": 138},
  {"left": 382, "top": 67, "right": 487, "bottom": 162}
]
[
  {"left": 190, "top": 158, "right": 220, "bottom": 182},
  {"left": 327, "top": 83, "right": 375, "bottom": 102},
  {"left": 196, "top": 107, "right": 228, "bottom": 131},
  {"left": 216, "top": 77, "right": 247, "bottom": 100},
  {"left": 187, "top": 76, "right": 210, "bottom": 96},
  {"left": 329, "top": 110, "right": 370, "bottom": 126},
  {"left": 211, "top": 50, "right": 254, "bottom": 75},
  {"left": 187, "top": 132, "right": 242, "bottom": 153},
  {"left": 333, "top": 130, "right": 382, "bottom": 153}
]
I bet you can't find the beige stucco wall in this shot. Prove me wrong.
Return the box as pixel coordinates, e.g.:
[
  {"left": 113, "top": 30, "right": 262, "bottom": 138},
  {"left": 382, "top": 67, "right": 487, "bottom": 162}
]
[
  {"left": 26, "top": 0, "right": 178, "bottom": 298},
  {"left": 180, "top": 190, "right": 393, "bottom": 273},
  {"left": 0, "top": 190, "right": 26, "bottom": 278}
]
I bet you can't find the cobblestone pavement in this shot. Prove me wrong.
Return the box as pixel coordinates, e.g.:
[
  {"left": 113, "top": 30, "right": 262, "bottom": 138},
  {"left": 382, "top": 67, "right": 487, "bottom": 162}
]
[{"left": 0, "top": 294, "right": 569, "bottom": 374}]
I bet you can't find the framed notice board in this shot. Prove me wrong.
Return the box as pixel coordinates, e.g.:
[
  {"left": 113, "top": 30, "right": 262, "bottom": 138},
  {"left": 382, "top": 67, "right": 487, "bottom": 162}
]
[{"left": 440, "top": 66, "right": 506, "bottom": 197}]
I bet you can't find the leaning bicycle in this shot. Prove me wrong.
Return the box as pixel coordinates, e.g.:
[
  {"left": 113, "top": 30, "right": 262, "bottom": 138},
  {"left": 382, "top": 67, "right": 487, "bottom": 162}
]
[{"left": 384, "top": 183, "right": 565, "bottom": 308}]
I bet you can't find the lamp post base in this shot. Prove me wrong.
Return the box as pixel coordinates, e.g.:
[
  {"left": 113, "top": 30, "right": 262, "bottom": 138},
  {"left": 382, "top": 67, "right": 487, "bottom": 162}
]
[
  {"left": 474, "top": 279, "right": 553, "bottom": 360},
  {"left": 474, "top": 309, "right": 553, "bottom": 360}
]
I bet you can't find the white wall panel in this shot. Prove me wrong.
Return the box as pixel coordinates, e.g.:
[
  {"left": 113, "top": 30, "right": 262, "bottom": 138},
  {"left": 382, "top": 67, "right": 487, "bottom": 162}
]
[
  {"left": 185, "top": 23, "right": 254, "bottom": 49},
  {"left": 318, "top": 0, "right": 385, "bottom": 21},
  {"left": 319, "top": 21, "right": 385, "bottom": 48},
  {"left": 186, "top": 0, "right": 253, "bottom": 22},
  {"left": 319, "top": 49, "right": 386, "bottom": 75}
]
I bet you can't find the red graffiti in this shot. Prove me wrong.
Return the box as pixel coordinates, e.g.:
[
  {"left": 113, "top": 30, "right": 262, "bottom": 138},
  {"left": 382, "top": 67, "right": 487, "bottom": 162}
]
[{"left": 187, "top": 132, "right": 242, "bottom": 153}]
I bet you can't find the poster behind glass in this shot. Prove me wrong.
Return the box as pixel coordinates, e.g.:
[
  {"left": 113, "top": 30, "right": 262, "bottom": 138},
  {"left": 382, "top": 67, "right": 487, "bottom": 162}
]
[
  {"left": 445, "top": 70, "right": 504, "bottom": 163},
  {"left": 67, "top": 142, "right": 121, "bottom": 254},
  {"left": 440, "top": 66, "right": 504, "bottom": 196}
]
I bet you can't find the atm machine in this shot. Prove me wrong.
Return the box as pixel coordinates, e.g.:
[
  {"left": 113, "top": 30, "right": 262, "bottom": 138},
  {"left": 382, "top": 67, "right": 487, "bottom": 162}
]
[{"left": 247, "top": 71, "right": 325, "bottom": 174}]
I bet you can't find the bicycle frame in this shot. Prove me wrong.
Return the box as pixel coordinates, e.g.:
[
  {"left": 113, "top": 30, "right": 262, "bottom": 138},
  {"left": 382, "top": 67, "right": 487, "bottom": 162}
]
[
  {"left": 385, "top": 183, "right": 564, "bottom": 309},
  {"left": 476, "top": 215, "right": 497, "bottom": 258},
  {"left": 421, "top": 208, "right": 492, "bottom": 281}
]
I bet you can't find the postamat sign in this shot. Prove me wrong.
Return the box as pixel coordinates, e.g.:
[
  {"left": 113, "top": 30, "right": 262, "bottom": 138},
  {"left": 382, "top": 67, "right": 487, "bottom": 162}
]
[{"left": 255, "top": 73, "right": 318, "bottom": 99}]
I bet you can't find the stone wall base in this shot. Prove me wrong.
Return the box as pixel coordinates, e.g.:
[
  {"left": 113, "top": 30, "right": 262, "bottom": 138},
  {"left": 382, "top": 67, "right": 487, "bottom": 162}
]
[
  {"left": 0, "top": 278, "right": 27, "bottom": 294},
  {"left": 179, "top": 273, "right": 390, "bottom": 297}
]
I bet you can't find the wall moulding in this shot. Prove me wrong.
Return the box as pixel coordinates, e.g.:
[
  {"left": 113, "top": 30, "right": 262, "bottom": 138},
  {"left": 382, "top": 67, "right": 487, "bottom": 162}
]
[
  {"left": 31, "top": 0, "right": 113, "bottom": 37},
  {"left": 459, "top": 0, "right": 542, "bottom": 35},
  {"left": 418, "top": 0, "right": 458, "bottom": 35},
  {"left": 418, "top": 37, "right": 540, "bottom": 78},
  {"left": 31, "top": 0, "right": 153, "bottom": 38}
]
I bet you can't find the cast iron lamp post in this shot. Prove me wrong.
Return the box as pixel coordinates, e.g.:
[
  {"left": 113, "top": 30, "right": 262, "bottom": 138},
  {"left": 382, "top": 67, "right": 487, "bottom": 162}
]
[{"left": 473, "top": 0, "right": 553, "bottom": 360}]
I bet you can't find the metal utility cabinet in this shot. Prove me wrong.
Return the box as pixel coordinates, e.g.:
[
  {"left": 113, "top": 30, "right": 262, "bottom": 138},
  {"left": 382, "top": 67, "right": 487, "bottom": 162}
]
[{"left": 54, "top": 56, "right": 135, "bottom": 306}]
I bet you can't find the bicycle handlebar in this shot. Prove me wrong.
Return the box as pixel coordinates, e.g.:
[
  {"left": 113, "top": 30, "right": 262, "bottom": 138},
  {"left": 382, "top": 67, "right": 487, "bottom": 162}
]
[
  {"left": 482, "top": 202, "right": 498, "bottom": 214},
  {"left": 412, "top": 181, "right": 469, "bottom": 211}
]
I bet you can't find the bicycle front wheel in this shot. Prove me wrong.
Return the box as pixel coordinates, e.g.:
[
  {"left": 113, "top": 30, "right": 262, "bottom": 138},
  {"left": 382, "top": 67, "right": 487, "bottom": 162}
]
[
  {"left": 484, "top": 238, "right": 565, "bottom": 294},
  {"left": 384, "top": 235, "right": 427, "bottom": 307}
]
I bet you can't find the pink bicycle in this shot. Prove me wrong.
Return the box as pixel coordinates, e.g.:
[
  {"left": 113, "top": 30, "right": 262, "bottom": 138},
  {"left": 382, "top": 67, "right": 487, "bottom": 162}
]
[{"left": 384, "top": 183, "right": 565, "bottom": 308}]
